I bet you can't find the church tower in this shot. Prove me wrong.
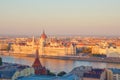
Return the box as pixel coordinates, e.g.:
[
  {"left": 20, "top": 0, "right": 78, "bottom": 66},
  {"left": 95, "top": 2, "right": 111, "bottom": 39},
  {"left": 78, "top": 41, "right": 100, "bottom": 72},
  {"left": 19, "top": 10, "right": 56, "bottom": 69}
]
[{"left": 32, "top": 46, "right": 47, "bottom": 75}]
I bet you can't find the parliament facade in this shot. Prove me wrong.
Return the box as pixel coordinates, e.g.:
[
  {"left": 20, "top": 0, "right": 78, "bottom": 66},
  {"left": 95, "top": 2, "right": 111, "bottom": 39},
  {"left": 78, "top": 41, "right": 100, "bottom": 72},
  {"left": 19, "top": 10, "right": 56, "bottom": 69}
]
[{"left": 11, "top": 31, "right": 77, "bottom": 56}]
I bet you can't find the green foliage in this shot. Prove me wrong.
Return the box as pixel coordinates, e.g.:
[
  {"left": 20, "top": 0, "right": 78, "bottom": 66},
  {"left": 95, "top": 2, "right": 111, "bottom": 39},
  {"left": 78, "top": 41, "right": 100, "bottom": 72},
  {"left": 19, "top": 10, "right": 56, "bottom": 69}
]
[
  {"left": 48, "top": 72, "right": 56, "bottom": 76},
  {"left": 0, "top": 57, "right": 2, "bottom": 66},
  {"left": 92, "top": 54, "right": 106, "bottom": 57},
  {"left": 47, "top": 69, "right": 67, "bottom": 76},
  {"left": 47, "top": 69, "right": 56, "bottom": 76},
  {"left": 57, "top": 71, "right": 66, "bottom": 76}
]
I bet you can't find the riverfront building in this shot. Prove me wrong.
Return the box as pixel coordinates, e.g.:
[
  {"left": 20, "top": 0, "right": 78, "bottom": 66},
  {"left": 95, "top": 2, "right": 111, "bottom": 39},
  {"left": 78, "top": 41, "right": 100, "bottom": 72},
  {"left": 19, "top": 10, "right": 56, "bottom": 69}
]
[
  {"left": 11, "top": 31, "right": 77, "bottom": 56},
  {"left": 92, "top": 42, "right": 120, "bottom": 58}
]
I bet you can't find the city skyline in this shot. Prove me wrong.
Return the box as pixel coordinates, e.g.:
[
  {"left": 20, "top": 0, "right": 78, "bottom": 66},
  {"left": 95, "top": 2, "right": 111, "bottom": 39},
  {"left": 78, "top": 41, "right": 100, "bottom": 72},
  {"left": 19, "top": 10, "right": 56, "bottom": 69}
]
[{"left": 0, "top": 0, "right": 120, "bottom": 36}]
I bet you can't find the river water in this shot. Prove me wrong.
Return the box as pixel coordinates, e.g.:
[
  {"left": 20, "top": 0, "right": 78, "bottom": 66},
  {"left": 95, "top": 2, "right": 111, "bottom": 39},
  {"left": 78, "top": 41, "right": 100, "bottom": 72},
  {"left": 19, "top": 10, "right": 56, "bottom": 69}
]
[{"left": 1, "top": 56, "right": 120, "bottom": 73}]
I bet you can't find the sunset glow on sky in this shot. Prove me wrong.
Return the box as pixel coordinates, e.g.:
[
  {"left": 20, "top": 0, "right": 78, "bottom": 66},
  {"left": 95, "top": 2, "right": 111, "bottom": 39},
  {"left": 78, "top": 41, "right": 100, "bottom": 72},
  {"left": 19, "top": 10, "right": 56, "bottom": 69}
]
[{"left": 0, "top": 0, "right": 120, "bottom": 36}]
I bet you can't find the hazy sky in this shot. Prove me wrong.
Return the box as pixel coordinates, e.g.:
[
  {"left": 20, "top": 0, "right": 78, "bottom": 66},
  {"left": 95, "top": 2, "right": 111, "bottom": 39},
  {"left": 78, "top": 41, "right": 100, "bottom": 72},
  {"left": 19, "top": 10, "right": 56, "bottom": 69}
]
[{"left": 0, "top": 0, "right": 120, "bottom": 36}]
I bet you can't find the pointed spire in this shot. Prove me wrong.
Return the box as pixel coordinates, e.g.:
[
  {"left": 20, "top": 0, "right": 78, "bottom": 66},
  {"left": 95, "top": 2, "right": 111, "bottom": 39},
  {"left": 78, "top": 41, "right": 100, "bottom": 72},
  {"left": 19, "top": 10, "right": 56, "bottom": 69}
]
[
  {"left": 36, "top": 44, "right": 39, "bottom": 58},
  {"left": 32, "top": 36, "right": 34, "bottom": 42},
  {"left": 43, "top": 29, "right": 45, "bottom": 34},
  {"left": 32, "top": 43, "right": 47, "bottom": 75},
  {"left": 32, "top": 36, "right": 35, "bottom": 46}
]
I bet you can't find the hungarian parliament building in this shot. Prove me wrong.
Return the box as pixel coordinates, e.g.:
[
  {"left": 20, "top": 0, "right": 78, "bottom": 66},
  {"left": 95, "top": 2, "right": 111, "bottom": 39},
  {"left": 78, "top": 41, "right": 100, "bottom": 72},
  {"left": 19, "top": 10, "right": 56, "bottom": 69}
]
[{"left": 11, "top": 31, "right": 77, "bottom": 56}]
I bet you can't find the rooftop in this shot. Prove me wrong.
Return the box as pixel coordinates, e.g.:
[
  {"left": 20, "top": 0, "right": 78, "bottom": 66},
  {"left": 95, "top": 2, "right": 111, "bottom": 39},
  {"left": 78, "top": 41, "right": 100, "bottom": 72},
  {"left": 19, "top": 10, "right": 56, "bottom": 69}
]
[
  {"left": 83, "top": 69, "right": 104, "bottom": 79},
  {"left": 0, "top": 62, "right": 30, "bottom": 79},
  {"left": 18, "top": 75, "right": 56, "bottom": 80},
  {"left": 18, "top": 74, "right": 78, "bottom": 80},
  {"left": 110, "top": 68, "right": 120, "bottom": 74}
]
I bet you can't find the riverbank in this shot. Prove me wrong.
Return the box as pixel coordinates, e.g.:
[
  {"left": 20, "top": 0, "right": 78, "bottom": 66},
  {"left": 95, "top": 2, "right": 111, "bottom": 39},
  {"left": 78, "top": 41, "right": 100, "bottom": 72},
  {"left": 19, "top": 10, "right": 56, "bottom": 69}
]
[
  {"left": 1, "top": 52, "right": 120, "bottom": 64},
  {"left": 41, "top": 55, "right": 120, "bottom": 64}
]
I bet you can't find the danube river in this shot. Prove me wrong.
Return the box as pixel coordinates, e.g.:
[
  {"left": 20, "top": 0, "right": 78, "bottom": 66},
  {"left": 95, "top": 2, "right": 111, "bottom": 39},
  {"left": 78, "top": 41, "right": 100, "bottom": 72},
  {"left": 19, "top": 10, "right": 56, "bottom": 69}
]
[{"left": 1, "top": 55, "right": 120, "bottom": 73}]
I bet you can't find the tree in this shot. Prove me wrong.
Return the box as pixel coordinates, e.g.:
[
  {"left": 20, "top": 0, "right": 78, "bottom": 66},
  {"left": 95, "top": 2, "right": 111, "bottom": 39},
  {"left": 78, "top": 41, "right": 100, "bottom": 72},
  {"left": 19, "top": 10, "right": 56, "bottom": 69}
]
[
  {"left": 57, "top": 71, "right": 66, "bottom": 76},
  {"left": 92, "top": 54, "right": 106, "bottom": 57},
  {"left": 0, "top": 57, "right": 2, "bottom": 66},
  {"left": 47, "top": 69, "right": 56, "bottom": 76}
]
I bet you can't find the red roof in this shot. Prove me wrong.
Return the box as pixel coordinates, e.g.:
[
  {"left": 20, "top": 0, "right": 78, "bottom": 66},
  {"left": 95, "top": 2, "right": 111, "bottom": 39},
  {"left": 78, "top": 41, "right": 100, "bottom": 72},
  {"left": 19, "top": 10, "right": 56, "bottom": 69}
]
[
  {"left": 32, "top": 49, "right": 47, "bottom": 75},
  {"left": 32, "top": 57, "right": 42, "bottom": 68},
  {"left": 40, "top": 31, "right": 47, "bottom": 39},
  {"left": 32, "top": 49, "right": 42, "bottom": 68}
]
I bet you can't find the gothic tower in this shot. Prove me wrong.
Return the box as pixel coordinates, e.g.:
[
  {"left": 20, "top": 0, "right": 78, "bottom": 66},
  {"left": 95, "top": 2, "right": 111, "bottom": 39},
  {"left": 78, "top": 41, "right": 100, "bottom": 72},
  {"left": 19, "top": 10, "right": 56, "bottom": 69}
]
[
  {"left": 32, "top": 46, "right": 47, "bottom": 75},
  {"left": 39, "top": 30, "right": 47, "bottom": 55},
  {"left": 70, "top": 43, "right": 76, "bottom": 55}
]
